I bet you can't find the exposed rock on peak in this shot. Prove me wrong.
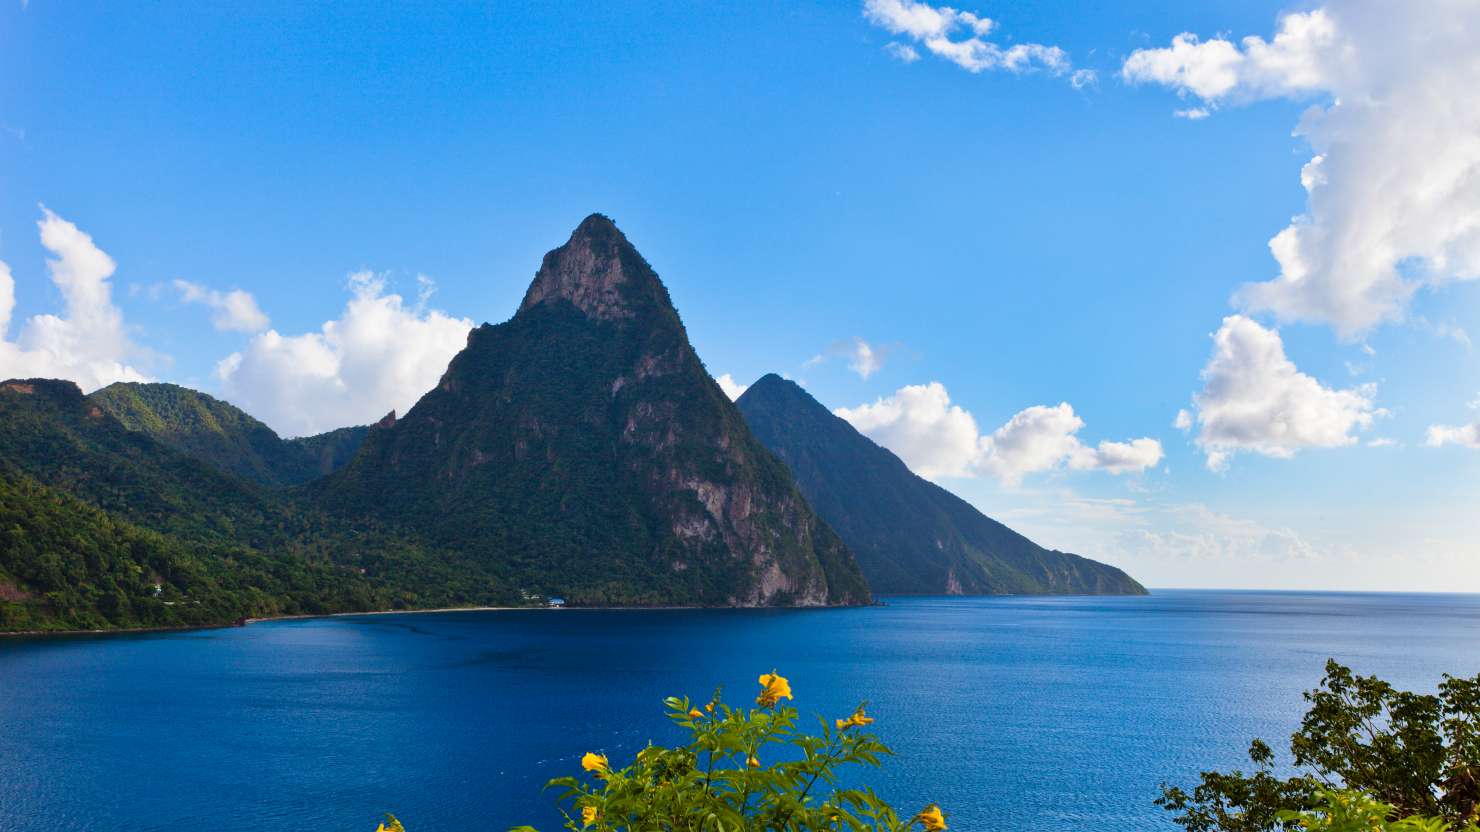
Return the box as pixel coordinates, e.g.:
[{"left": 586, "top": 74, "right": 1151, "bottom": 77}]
[
  {"left": 517, "top": 213, "right": 675, "bottom": 323},
  {"left": 2, "top": 378, "right": 85, "bottom": 404}
]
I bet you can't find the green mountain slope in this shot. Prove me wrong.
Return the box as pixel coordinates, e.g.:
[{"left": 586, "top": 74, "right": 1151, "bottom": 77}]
[
  {"left": 289, "top": 425, "right": 371, "bottom": 479},
  {"left": 0, "top": 379, "right": 510, "bottom": 631},
  {"left": 89, "top": 382, "right": 367, "bottom": 486},
  {"left": 736, "top": 374, "right": 1147, "bottom": 596},
  {"left": 316, "top": 214, "right": 870, "bottom": 607}
]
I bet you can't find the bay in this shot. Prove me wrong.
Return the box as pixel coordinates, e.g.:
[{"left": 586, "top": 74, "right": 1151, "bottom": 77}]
[{"left": 2, "top": 590, "right": 1478, "bottom": 831}]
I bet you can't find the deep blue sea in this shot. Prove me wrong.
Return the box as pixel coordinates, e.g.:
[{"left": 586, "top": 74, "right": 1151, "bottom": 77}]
[{"left": 2, "top": 591, "right": 1478, "bottom": 832}]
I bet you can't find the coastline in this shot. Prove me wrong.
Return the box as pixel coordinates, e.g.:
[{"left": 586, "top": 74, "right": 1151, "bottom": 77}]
[{"left": 0, "top": 599, "right": 877, "bottom": 639}]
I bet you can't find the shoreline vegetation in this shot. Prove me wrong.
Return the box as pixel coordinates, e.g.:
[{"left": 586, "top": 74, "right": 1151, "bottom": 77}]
[{"left": 0, "top": 597, "right": 905, "bottom": 639}]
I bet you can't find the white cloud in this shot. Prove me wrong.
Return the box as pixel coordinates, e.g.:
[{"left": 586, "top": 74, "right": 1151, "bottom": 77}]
[
  {"left": 1121, "top": 10, "right": 1336, "bottom": 103},
  {"left": 715, "top": 373, "right": 748, "bottom": 401},
  {"left": 215, "top": 271, "right": 471, "bottom": 437},
  {"left": 884, "top": 42, "right": 921, "bottom": 63},
  {"left": 1367, "top": 437, "right": 1397, "bottom": 447},
  {"left": 1173, "top": 107, "right": 1210, "bottom": 120},
  {"left": 976, "top": 403, "right": 1163, "bottom": 483},
  {"left": 806, "top": 337, "right": 888, "bottom": 379},
  {"left": 173, "top": 279, "right": 270, "bottom": 333},
  {"left": 0, "top": 208, "right": 152, "bottom": 390},
  {"left": 1426, "top": 422, "right": 1480, "bottom": 450},
  {"left": 1173, "top": 408, "right": 1193, "bottom": 431},
  {"left": 1124, "top": 2, "right": 1480, "bottom": 336},
  {"left": 836, "top": 382, "right": 981, "bottom": 478},
  {"left": 845, "top": 337, "right": 882, "bottom": 379},
  {"left": 863, "top": 0, "right": 1077, "bottom": 78},
  {"left": 0, "top": 261, "right": 14, "bottom": 336},
  {"left": 835, "top": 381, "right": 1162, "bottom": 484},
  {"left": 1187, "top": 315, "right": 1377, "bottom": 470}
]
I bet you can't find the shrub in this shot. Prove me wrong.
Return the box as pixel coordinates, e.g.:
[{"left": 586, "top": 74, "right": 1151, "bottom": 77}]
[
  {"left": 385, "top": 672, "right": 946, "bottom": 831},
  {"left": 1279, "top": 789, "right": 1479, "bottom": 832}
]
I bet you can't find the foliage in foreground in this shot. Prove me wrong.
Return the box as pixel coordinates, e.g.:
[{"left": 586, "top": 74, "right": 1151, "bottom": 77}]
[
  {"left": 1159, "top": 660, "right": 1480, "bottom": 832},
  {"left": 387, "top": 673, "right": 945, "bottom": 832},
  {"left": 1281, "top": 789, "right": 1479, "bottom": 832}
]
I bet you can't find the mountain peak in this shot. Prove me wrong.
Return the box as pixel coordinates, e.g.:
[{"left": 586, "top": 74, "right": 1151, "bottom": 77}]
[
  {"left": 518, "top": 213, "right": 670, "bottom": 322},
  {"left": 2, "top": 377, "right": 85, "bottom": 404},
  {"left": 574, "top": 212, "right": 620, "bottom": 236},
  {"left": 736, "top": 377, "right": 1148, "bottom": 597},
  {"left": 739, "top": 374, "right": 823, "bottom": 414},
  {"left": 745, "top": 373, "right": 803, "bottom": 397}
]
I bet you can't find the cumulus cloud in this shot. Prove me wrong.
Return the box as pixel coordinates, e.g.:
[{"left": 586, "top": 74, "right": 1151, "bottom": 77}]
[
  {"left": 1124, "top": 2, "right": 1480, "bottom": 336},
  {"left": 834, "top": 381, "right": 1162, "bottom": 484},
  {"left": 1186, "top": 315, "right": 1378, "bottom": 470},
  {"left": 1121, "top": 10, "right": 1337, "bottom": 102},
  {"left": 715, "top": 373, "right": 748, "bottom": 400},
  {"left": 1426, "top": 422, "right": 1480, "bottom": 450},
  {"left": 215, "top": 271, "right": 472, "bottom": 437},
  {"left": 173, "top": 279, "right": 270, "bottom": 333},
  {"left": 0, "top": 208, "right": 152, "bottom": 390},
  {"left": 863, "top": 0, "right": 1078, "bottom": 78},
  {"left": 836, "top": 382, "right": 982, "bottom": 478}
]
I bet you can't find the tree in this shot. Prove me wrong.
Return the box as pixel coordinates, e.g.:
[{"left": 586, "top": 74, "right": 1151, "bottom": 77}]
[{"left": 1159, "top": 660, "right": 1480, "bottom": 831}]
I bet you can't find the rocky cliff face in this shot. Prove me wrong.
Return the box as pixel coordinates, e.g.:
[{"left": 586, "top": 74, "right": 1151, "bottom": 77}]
[
  {"left": 317, "top": 215, "right": 870, "bottom": 607},
  {"left": 737, "top": 374, "right": 1148, "bottom": 596}
]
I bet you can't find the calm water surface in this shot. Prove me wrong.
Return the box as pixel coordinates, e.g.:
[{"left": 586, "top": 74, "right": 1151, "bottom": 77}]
[{"left": 2, "top": 590, "right": 1478, "bottom": 832}]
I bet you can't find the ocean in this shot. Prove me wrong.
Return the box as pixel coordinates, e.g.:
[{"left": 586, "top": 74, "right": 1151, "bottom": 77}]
[{"left": 2, "top": 590, "right": 1477, "bottom": 831}]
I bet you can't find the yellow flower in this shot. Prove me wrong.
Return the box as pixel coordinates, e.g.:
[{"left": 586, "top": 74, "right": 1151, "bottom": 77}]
[
  {"left": 581, "top": 752, "right": 609, "bottom": 776},
  {"left": 375, "top": 815, "right": 405, "bottom": 832},
  {"left": 581, "top": 806, "right": 598, "bottom": 828},
  {"left": 914, "top": 805, "right": 947, "bottom": 831},
  {"left": 747, "top": 754, "right": 760, "bottom": 768},
  {"left": 755, "top": 672, "right": 793, "bottom": 707},
  {"left": 688, "top": 708, "right": 704, "bottom": 719},
  {"left": 704, "top": 702, "right": 715, "bottom": 713},
  {"left": 836, "top": 705, "right": 876, "bottom": 731}
]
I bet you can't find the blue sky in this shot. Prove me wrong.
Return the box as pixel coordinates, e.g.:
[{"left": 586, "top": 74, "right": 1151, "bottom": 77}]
[{"left": 2, "top": 1, "right": 1477, "bottom": 590}]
